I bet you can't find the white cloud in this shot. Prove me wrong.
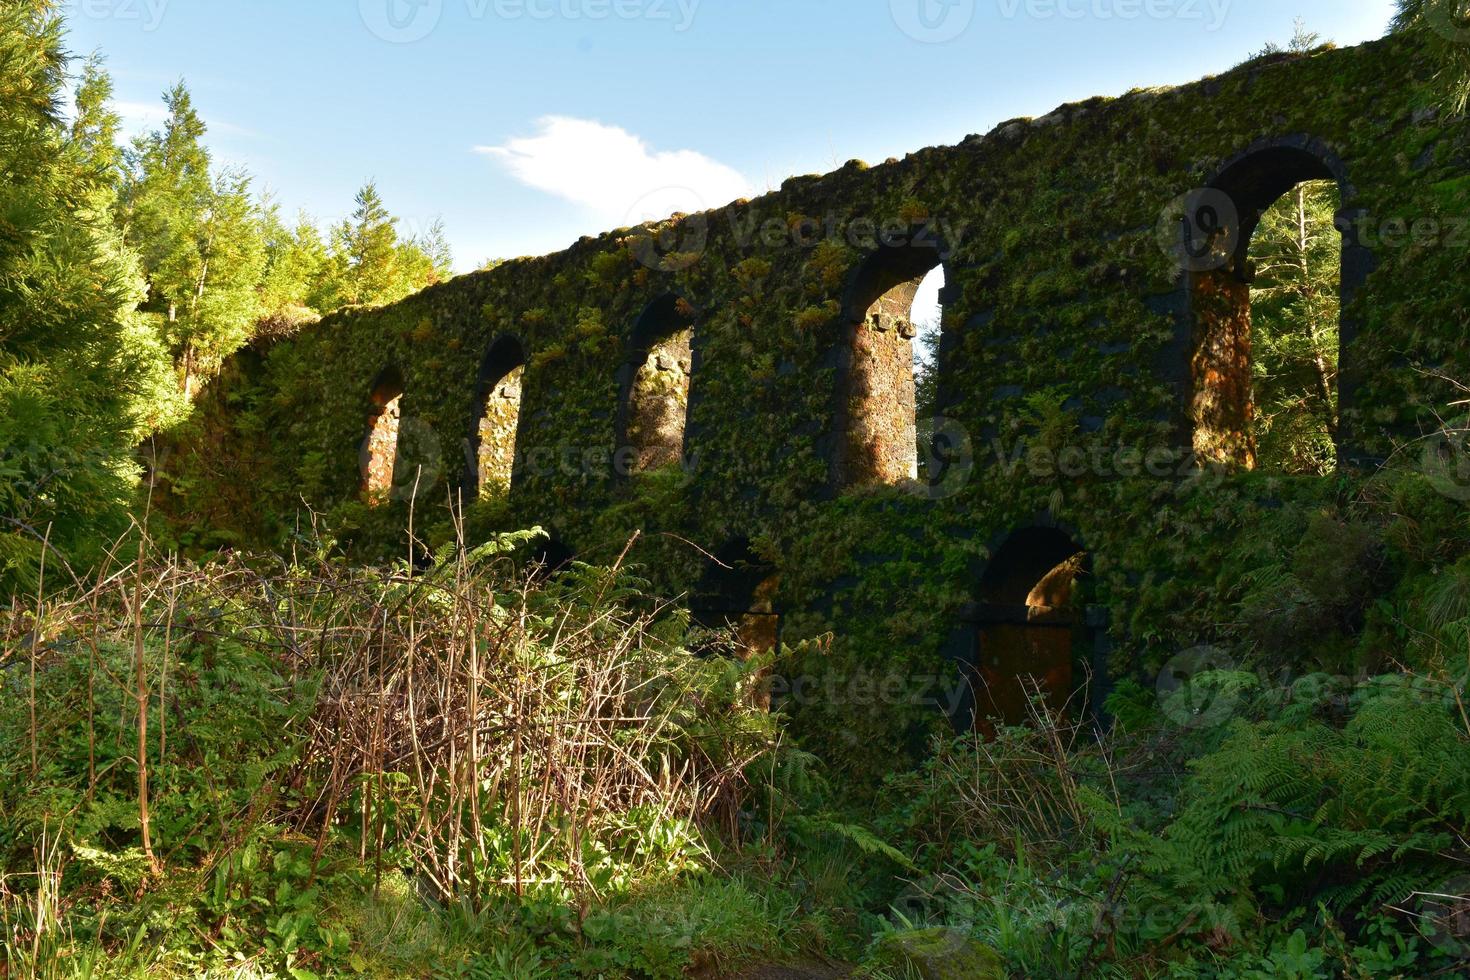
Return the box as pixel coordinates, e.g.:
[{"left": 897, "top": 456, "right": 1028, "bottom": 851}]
[
  {"left": 476, "top": 116, "right": 751, "bottom": 228},
  {"left": 114, "top": 100, "right": 257, "bottom": 141},
  {"left": 114, "top": 100, "right": 171, "bottom": 137}
]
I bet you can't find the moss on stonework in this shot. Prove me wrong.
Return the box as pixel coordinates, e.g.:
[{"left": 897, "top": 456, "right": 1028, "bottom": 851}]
[{"left": 159, "top": 33, "right": 1470, "bottom": 781}]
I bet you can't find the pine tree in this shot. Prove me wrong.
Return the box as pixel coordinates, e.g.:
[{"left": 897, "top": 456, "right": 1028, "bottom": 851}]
[
  {"left": 334, "top": 181, "right": 400, "bottom": 307},
  {"left": 173, "top": 170, "right": 266, "bottom": 394},
  {"left": 119, "top": 82, "right": 212, "bottom": 296},
  {"left": 257, "top": 201, "right": 328, "bottom": 335},
  {"left": 0, "top": 2, "right": 172, "bottom": 589},
  {"left": 1246, "top": 20, "right": 1343, "bottom": 474},
  {"left": 323, "top": 182, "right": 451, "bottom": 310},
  {"left": 70, "top": 55, "right": 122, "bottom": 194},
  {"left": 120, "top": 83, "right": 265, "bottom": 396},
  {"left": 1396, "top": 0, "right": 1470, "bottom": 113},
  {"left": 913, "top": 316, "right": 941, "bottom": 422},
  {"left": 416, "top": 218, "right": 455, "bottom": 284},
  {"left": 1250, "top": 181, "right": 1342, "bottom": 474}
]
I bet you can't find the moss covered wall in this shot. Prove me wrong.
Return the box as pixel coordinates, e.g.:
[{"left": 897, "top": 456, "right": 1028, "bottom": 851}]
[{"left": 168, "top": 35, "right": 1470, "bottom": 775}]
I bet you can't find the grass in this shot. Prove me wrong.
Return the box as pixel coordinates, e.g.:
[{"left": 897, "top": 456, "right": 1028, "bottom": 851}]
[{"left": 3, "top": 510, "right": 1469, "bottom": 977}]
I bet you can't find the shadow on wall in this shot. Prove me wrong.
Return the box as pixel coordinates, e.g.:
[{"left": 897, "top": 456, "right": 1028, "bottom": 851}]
[
  {"left": 467, "top": 335, "right": 527, "bottom": 501},
  {"left": 835, "top": 236, "right": 948, "bottom": 491},
  {"left": 617, "top": 294, "right": 698, "bottom": 477},
  {"left": 360, "top": 366, "right": 405, "bottom": 504},
  {"left": 692, "top": 539, "right": 782, "bottom": 668},
  {"left": 1186, "top": 136, "right": 1363, "bottom": 471}
]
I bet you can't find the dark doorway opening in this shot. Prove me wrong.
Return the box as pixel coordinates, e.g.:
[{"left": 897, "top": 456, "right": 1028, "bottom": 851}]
[
  {"left": 963, "top": 527, "right": 1088, "bottom": 731},
  {"left": 527, "top": 536, "right": 575, "bottom": 580},
  {"left": 691, "top": 539, "right": 782, "bottom": 666}
]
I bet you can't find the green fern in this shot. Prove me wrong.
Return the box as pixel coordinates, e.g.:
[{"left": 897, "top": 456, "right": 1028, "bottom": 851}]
[
  {"left": 787, "top": 813, "right": 918, "bottom": 871},
  {"left": 1153, "top": 684, "right": 1470, "bottom": 929}
]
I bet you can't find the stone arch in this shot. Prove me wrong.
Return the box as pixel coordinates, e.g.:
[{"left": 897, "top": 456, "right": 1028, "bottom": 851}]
[
  {"left": 528, "top": 534, "right": 575, "bottom": 578},
  {"left": 959, "top": 523, "right": 1090, "bottom": 731},
  {"left": 1182, "top": 134, "right": 1372, "bottom": 469},
  {"left": 691, "top": 538, "right": 782, "bottom": 664},
  {"left": 360, "top": 366, "right": 405, "bottom": 503},
  {"left": 832, "top": 231, "right": 953, "bottom": 490},
  {"left": 466, "top": 334, "right": 527, "bottom": 500},
  {"left": 615, "top": 293, "right": 698, "bottom": 478}
]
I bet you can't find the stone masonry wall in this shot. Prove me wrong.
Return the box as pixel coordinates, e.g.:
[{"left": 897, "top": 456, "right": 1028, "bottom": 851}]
[{"left": 169, "top": 33, "right": 1470, "bottom": 774}]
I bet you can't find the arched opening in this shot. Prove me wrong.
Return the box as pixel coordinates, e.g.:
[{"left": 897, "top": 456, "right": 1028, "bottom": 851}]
[
  {"left": 617, "top": 294, "right": 697, "bottom": 478},
  {"left": 468, "top": 336, "right": 526, "bottom": 500},
  {"left": 361, "top": 366, "right": 405, "bottom": 504},
  {"left": 528, "top": 536, "right": 575, "bottom": 580},
  {"left": 835, "top": 240, "right": 946, "bottom": 489},
  {"left": 1187, "top": 140, "right": 1351, "bottom": 473},
  {"left": 692, "top": 539, "right": 782, "bottom": 667},
  {"left": 911, "top": 265, "right": 947, "bottom": 423},
  {"left": 964, "top": 527, "right": 1088, "bottom": 730}
]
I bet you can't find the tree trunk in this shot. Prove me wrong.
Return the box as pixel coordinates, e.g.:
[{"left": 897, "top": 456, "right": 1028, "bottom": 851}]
[
  {"left": 132, "top": 535, "right": 158, "bottom": 875},
  {"left": 1291, "top": 187, "right": 1339, "bottom": 439}
]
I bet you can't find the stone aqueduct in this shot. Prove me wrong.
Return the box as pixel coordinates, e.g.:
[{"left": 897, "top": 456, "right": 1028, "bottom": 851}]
[{"left": 177, "top": 34, "right": 1470, "bottom": 758}]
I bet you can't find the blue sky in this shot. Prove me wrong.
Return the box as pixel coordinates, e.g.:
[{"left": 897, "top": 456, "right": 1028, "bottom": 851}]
[{"left": 63, "top": 0, "right": 1396, "bottom": 273}]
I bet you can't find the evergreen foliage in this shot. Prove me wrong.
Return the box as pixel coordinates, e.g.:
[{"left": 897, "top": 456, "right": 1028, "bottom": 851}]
[
  {"left": 0, "top": 3, "right": 455, "bottom": 588},
  {"left": 1396, "top": 0, "right": 1470, "bottom": 112},
  {"left": 321, "top": 182, "right": 450, "bottom": 311},
  {"left": 1, "top": 5, "right": 1469, "bottom": 977},
  {"left": 1249, "top": 181, "right": 1341, "bottom": 474},
  {"left": 0, "top": 2, "right": 172, "bottom": 591}
]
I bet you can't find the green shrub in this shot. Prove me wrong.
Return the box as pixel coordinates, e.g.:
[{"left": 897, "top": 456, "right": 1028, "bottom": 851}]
[{"left": 0, "top": 535, "right": 784, "bottom": 976}]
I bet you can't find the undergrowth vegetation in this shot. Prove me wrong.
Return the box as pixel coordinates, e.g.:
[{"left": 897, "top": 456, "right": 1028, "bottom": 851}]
[
  {"left": 0, "top": 530, "right": 807, "bottom": 978},
  {"left": 879, "top": 678, "right": 1470, "bottom": 977},
  {"left": 3, "top": 476, "right": 1470, "bottom": 978},
  {"left": 5, "top": 2, "right": 1470, "bottom": 977}
]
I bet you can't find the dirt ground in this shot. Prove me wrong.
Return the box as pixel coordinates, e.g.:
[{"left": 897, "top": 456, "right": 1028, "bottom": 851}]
[{"left": 719, "top": 963, "right": 853, "bottom": 979}]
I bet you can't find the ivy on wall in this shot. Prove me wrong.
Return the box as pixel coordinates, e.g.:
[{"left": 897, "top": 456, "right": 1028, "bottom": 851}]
[{"left": 159, "top": 34, "right": 1470, "bottom": 777}]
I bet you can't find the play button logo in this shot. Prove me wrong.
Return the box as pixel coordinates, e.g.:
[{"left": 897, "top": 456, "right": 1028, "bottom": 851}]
[
  {"left": 890, "top": 0, "right": 975, "bottom": 43},
  {"left": 360, "top": 0, "right": 443, "bottom": 43}
]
